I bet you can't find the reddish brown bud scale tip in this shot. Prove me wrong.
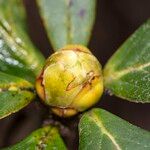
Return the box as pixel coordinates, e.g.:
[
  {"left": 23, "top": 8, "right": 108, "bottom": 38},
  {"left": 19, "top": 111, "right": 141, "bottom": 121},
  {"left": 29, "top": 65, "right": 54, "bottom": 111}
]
[
  {"left": 51, "top": 107, "right": 78, "bottom": 118},
  {"left": 60, "top": 45, "right": 92, "bottom": 54},
  {"left": 35, "top": 71, "right": 45, "bottom": 101},
  {"left": 36, "top": 45, "right": 103, "bottom": 117}
]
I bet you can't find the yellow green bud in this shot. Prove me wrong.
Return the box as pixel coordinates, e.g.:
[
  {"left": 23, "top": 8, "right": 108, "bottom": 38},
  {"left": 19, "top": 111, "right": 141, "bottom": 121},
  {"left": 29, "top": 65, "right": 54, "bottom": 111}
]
[{"left": 36, "top": 45, "right": 103, "bottom": 117}]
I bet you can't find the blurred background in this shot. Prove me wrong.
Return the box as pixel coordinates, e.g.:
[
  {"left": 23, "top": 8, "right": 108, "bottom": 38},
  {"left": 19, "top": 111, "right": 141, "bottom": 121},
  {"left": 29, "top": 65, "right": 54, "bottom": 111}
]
[{"left": 0, "top": 0, "right": 150, "bottom": 149}]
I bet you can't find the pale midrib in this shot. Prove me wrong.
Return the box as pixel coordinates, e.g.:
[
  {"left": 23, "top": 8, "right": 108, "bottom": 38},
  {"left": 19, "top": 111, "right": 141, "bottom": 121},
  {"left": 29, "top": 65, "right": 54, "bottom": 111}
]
[
  {"left": 106, "top": 62, "right": 150, "bottom": 81},
  {"left": 66, "top": 0, "right": 72, "bottom": 44},
  {"left": 36, "top": 128, "right": 54, "bottom": 150},
  {"left": 89, "top": 114, "right": 122, "bottom": 150}
]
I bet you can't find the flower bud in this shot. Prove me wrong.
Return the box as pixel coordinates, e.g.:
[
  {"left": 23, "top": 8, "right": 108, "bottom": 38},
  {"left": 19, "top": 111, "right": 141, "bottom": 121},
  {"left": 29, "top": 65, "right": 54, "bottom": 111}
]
[{"left": 36, "top": 45, "right": 103, "bottom": 117}]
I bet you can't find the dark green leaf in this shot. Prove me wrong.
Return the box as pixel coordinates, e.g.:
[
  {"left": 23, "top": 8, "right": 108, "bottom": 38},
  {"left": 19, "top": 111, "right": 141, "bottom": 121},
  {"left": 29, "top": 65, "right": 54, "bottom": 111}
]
[
  {"left": 0, "top": 0, "right": 45, "bottom": 83},
  {"left": 103, "top": 19, "right": 150, "bottom": 102},
  {"left": 0, "top": 71, "right": 35, "bottom": 119},
  {"left": 79, "top": 108, "right": 150, "bottom": 150},
  {"left": 4, "top": 126, "right": 67, "bottom": 150},
  {"left": 37, "top": 0, "right": 96, "bottom": 50}
]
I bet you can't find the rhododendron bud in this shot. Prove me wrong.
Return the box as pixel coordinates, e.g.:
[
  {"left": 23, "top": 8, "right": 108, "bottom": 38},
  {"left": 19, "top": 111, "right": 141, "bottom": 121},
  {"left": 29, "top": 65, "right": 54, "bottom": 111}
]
[{"left": 36, "top": 45, "right": 103, "bottom": 117}]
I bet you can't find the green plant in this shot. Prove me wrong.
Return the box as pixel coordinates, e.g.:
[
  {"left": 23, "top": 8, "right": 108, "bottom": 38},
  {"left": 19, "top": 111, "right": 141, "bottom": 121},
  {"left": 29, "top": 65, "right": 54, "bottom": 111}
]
[{"left": 0, "top": 0, "right": 150, "bottom": 149}]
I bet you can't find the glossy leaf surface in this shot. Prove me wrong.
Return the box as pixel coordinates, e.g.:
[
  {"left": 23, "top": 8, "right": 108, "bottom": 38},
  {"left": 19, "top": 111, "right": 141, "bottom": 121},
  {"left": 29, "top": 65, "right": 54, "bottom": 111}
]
[
  {"left": 79, "top": 108, "right": 150, "bottom": 150},
  {"left": 0, "top": 0, "right": 45, "bottom": 83},
  {"left": 104, "top": 19, "right": 150, "bottom": 102},
  {"left": 4, "top": 126, "right": 67, "bottom": 150},
  {"left": 37, "top": 0, "right": 96, "bottom": 50},
  {"left": 0, "top": 71, "right": 35, "bottom": 119}
]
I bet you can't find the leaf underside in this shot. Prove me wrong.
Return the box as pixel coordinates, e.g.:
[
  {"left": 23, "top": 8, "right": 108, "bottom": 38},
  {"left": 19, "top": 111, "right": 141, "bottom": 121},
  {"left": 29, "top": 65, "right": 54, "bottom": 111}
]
[
  {"left": 0, "top": 0, "right": 45, "bottom": 83},
  {"left": 37, "top": 0, "right": 96, "bottom": 50},
  {"left": 79, "top": 108, "right": 150, "bottom": 150},
  {"left": 3, "top": 126, "right": 67, "bottom": 150},
  {"left": 0, "top": 71, "right": 35, "bottom": 119},
  {"left": 104, "top": 19, "right": 150, "bottom": 102}
]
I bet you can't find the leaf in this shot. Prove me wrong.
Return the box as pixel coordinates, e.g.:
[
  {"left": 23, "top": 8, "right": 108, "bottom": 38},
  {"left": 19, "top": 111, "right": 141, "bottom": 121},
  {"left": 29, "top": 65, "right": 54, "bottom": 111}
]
[
  {"left": 37, "top": 0, "right": 96, "bottom": 50},
  {"left": 0, "top": 71, "right": 35, "bottom": 119},
  {"left": 103, "top": 19, "right": 150, "bottom": 102},
  {"left": 79, "top": 108, "right": 150, "bottom": 150},
  {"left": 4, "top": 126, "right": 67, "bottom": 150},
  {"left": 0, "top": 0, "right": 45, "bottom": 83}
]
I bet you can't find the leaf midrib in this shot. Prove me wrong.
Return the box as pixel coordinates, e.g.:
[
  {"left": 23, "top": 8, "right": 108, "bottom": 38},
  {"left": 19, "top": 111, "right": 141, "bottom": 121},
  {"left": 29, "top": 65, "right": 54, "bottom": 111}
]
[
  {"left": 104, "top": 62, "right": 150, "bottom": 83},
  {"left": 66, "top": 0, "right": 72, "bottom": 44},
  {"left": 89, "top": 113, "right": 122, "bottom": 150}
]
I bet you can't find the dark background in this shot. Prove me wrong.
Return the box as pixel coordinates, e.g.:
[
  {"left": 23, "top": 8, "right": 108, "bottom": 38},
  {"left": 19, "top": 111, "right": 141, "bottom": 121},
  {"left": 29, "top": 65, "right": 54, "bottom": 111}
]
[{"left": 0, "top": 0, "right": 150, "bottom": 149}]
